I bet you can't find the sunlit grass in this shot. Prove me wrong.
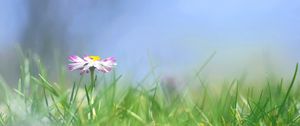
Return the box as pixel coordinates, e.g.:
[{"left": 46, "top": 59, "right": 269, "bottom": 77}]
[{"left": 0, "top": 55, "right": 300, "bottom": 126}]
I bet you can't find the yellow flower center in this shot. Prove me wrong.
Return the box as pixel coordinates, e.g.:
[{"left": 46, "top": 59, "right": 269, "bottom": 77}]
[{"left": 89, "top": 56, "right": 101, "bottom": 61}]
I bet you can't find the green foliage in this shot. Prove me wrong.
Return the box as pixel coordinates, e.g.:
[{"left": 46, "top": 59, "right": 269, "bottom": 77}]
[{"left": 0, "top": 56, "right": 300, "bottom": 126}]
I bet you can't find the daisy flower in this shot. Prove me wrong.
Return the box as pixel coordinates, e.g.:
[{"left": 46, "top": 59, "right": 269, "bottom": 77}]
[{"left": 68, "top": 55, "right": 117, "bottom": 75}]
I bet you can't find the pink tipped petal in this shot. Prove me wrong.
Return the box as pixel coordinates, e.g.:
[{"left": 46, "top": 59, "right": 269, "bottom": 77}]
[
  {"left": 68, "top": 55, "right": 84, "bottom": 63},
  {"left": 68, "top": 55, "right": 77, "bottom": 62},
  {"left": 68, "top": 64, "right": 78, "bottom": 71},
  {"left": 103, "top": 67, "right": 112, "bottom": 72},
  {"left": 96, "top": 58, "right": 116, "bottom": 73},
  {"left": 101, "top": 57, "right": 117, "bottom": 66},
  {"left": 68, "top": 62, "right": 86, "bottom": 71},
  {"left": 100, "top": 69, "right": 108, "bottom": 73},
  {"left": 98, "top": 66, "right": 110, "bottom": 73},
  {"left": 68, "top": 56, "right": 75, "bottom": 62},
  {"left": 103, "top": 57, "right": 116, "bottom": 63}
]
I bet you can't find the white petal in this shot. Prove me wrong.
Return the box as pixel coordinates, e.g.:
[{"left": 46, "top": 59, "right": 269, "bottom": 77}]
[{"left": 84, "top": 56, "right": 93, "bottom": 62}]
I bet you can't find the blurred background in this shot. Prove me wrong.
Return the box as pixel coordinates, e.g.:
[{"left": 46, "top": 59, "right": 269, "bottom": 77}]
[{"left": 0, "top": 0, "right": 300, "bottom": 85}]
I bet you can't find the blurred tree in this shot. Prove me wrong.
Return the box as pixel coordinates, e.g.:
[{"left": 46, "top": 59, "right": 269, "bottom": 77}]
[
  {"left": 20, "top": 0, "right": 121, "bottom": 60},
  {"left": 21, "top": 0, "right": 68, "bottom": 62}
]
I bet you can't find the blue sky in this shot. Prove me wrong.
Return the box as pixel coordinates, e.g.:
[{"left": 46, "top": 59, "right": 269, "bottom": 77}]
[{"left": 1, "top": 0, "right": 300, "bottom": 80}]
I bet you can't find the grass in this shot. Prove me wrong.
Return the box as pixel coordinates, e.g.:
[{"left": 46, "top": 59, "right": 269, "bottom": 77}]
[{"left": 0, "top": 55, "right": 300, "bottom": 126}]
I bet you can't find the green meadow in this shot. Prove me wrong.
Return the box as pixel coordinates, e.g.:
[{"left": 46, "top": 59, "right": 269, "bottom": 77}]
[{"left": 0, "top": 54, "right": 300, "bottom": 126}]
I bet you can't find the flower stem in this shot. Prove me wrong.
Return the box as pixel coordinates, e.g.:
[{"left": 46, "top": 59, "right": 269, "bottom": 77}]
[
  {"left": 88, "top": 67, "right": 96, "bottom": 120},
  {"left": 90, "top": 67, "right": 95, "bottom": 91}
]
